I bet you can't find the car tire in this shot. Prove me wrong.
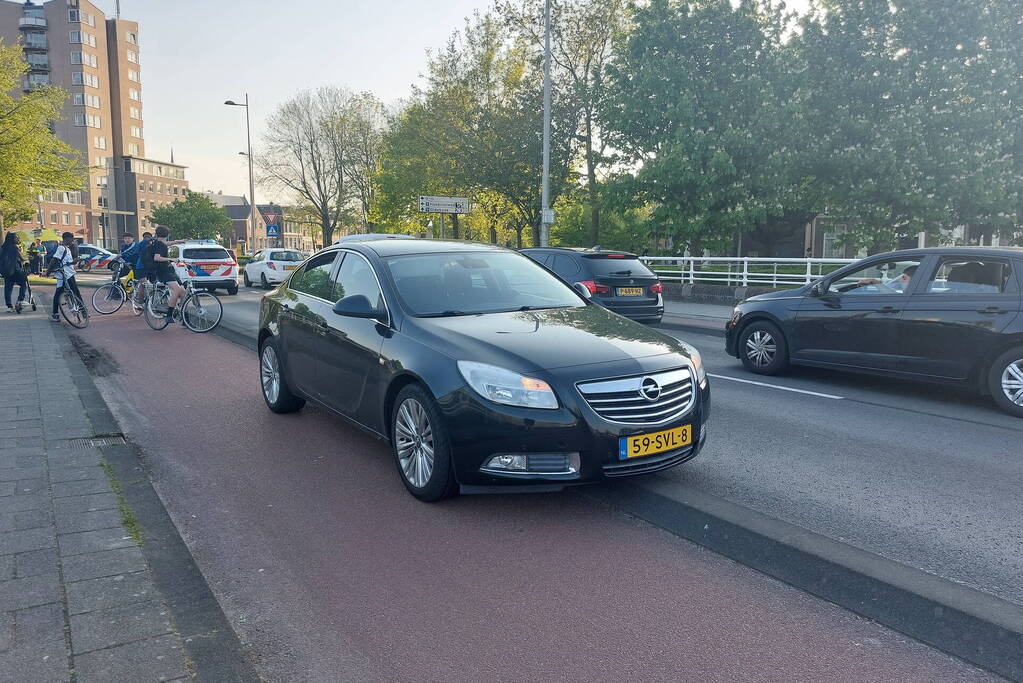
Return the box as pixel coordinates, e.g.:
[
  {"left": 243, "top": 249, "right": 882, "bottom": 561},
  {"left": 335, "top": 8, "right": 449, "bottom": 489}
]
[
  {"left": 243, "top": 271, "right": 252, "bottom": 287},
  {"left": 261, "top": 273, "right": 270, "bottom": 290},
  {"left": 259, "top": 338, "right": 305, "bottom": 414},
  {"left": 391, "top": 384, "right": 458, "bottom": 502},
  {"left": 226, "top": 284, "right": 238, "bottom": 296},
  {"left": 738, "top": 320, "right": 788, "bottom": 375},
  {"left": 987, "top": 347, "right": 1023, "bottom": 418}
]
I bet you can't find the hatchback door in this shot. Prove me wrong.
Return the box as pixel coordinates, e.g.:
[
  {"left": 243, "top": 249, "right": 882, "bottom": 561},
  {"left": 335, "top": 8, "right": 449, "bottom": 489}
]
[
  {"left": 277, "top": 251, "right": 339, "bottom": 396},
  {"left": 582, "top": 254, "right": 660, "bottom": 315},
  {"left": 898, "top": 255, "right": 1021, "bottom": 379},
  {"left": 314, "top": 251, "right": 388, "bottom": 427}
]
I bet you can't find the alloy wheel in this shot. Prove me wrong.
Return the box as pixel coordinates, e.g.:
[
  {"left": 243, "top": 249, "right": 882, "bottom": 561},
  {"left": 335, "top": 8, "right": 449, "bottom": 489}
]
[
  {"left": 261, "top": 345, "right": 281, "bottom": 404},
  {"left": 745, "top": 330, "right": 776, "bottom": 368},
  {"left": 1001, "top": 359, "right": 1023, "bottom": 407},
  {"left": 395, "top": 398, "right": 434, "bottom": 488}
]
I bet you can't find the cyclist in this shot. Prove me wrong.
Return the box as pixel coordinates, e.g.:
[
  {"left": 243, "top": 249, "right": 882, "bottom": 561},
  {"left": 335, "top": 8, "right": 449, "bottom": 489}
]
[
  {"left": 150, "top": 226, "right": 185, "bottom": 324},
  {"left": 46, "top": 232, "right": 81, "bottom": 323}
]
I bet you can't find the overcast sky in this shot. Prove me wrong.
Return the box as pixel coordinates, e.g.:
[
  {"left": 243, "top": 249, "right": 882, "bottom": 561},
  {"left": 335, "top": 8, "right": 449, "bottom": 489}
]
[
  {"left": 88, "top": 0, "right": 492, "bottom": 197},
  {"left": 89, "top": 0, "right": 808, "bottom": 199}
]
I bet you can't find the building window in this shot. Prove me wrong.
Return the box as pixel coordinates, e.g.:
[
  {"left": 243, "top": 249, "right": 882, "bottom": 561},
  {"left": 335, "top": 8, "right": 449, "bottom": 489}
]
[
  {"left": 128, "top": 143, "right": 140, "bottom": 156},
  {"left": 68, "top": 10, "right": 95, "bottom": 26},
  {"left": 93, "top": 136, "right": 106, "bottom": 150},
  {"left": 75, "top": 113, "right": 101, "bottom": 128},
  {"left": 140, "top": 200, "right": 146, "bottom": 210},
  {"left": 138, "top": 180, "right": 145, "bottom": 190},
  {"left": 97, "top": 196, "right": 108, "bottom": 208},
  {"left": 73, "top": 93, "right": 100, "bottom": 108},
  {"left": 71, "top": 72, "right": 100, "bottom": 88},
  {"left": 75, "top": 214, "right": 82, "bottom": 226},
  {"left": 49, "top": 212, "right": 58, "bottom": 224},
  {"left": 129, "top": 88, "right": 140, "bottom": 101},
  {"left": 96, "top": 176, "right": 108, "bottom": 188},
  {"left": 70, "top": 51, "right": 98, "bottom": 67},
  {"left": 69, "top": 31, "right": 96, "bottom": 48},
  {"left": 128, "top": 69, "right": 139, "bottom": 83},
  {"left": 173, "top": 186, "right": 179, "bottom": 195},
  {"left": 148, "top": 182, "right": 155, "bottom": 193},
  {"left": 61, "top": 212, "right": 70, "bottom": 225},
  {"left": 127, "top": 50, "right": 138, "bottom": 64},
  {"left": 127, "top": 32, "right": 138, "bottom": 45},
  {"left": 95, "top": 156, "right": 108, "bottom": 168},
  {"left": 129, "top": 107, "right": 141, "bottom": 120},
  {"left": 130, "top": 126, "right": 143, "bottom": 139}
]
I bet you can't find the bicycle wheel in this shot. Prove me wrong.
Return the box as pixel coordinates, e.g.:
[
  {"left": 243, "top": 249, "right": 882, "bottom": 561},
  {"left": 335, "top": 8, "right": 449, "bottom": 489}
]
[
  {"left": 144, "top": 288, "right": 171, "bottom": 330},
  {"left": 60, "top": 291, "right": 90, "bottom": 329},
  {"left": 181, "top": 291, "right": 223, "bottom": 333},
  {"left": 92, "top": 283, "right": 126, "bottom": 314}
]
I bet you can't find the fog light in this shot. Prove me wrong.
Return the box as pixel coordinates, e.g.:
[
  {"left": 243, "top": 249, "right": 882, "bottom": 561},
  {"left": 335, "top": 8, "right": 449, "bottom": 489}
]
[{"left": 485, "top": 454, "right": 528, "bottom": 471}]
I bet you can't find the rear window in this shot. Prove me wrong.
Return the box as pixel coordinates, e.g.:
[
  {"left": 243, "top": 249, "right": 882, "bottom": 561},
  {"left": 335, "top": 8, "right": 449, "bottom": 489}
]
[
  {"left": 585, "top": 256, "right": 656, "bottom": 278},
  {"left": 182, "top": 248, "right": 232, "bottom": 261},
  {"left": 270, "top": 251, "right": 304, "bottom": 262}
]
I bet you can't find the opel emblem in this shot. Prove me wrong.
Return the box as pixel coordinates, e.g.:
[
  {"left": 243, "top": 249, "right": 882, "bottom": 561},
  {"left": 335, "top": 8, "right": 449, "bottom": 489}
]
[{"left": 639, "top": 377, "right": 661, "bottom": 401}]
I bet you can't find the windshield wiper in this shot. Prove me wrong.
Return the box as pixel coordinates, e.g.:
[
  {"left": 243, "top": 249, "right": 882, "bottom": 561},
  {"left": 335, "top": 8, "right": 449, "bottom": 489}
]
[
  {"left": 515, "top": 305, "right": 572, "bottom": 312},
  {"left": 422, "top": 310, "right": 477, "bottom": 318}
]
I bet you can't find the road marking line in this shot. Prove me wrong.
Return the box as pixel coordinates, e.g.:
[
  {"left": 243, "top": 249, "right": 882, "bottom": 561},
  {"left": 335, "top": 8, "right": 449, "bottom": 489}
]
[{"left": 708, "top": 373, "right": 844, "bottom": 400}]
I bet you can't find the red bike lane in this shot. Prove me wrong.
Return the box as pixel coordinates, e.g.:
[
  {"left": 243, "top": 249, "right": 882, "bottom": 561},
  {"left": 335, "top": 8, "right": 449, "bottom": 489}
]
[{"left": 69, "top": 309, "right": 996, "bottom": 682}]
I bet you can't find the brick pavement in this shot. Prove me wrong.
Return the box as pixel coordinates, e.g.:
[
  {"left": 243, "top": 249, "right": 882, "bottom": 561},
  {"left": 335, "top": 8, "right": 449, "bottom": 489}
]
[{"left": 0, "top": 311, "right": 189, "bottom": 683}]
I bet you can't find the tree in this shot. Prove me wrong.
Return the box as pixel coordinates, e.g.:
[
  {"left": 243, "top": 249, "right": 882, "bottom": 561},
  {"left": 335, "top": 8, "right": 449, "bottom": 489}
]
[
  {"left": 600, "top": 0, "right": 798, "bottom": 256},
  {"left": 258, "top": 87, "right": 355, "bottom": 246},
  {"left": 342, "top": 93, "right": 386, "bottom": 233},
  {"left": 502, "top": 0, "right": 628, "bottom": 245},
  {"left": 151, "top": 191, "right": 232, "bottom": 243},
  {"left": 0, "top": 40, "right": 85, "bottom": 228}
]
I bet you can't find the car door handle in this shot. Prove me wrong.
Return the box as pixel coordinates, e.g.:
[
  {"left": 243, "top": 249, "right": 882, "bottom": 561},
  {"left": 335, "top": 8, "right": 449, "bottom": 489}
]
[{"left": 877, "top": 306, "right": 899, "bottom": 314}]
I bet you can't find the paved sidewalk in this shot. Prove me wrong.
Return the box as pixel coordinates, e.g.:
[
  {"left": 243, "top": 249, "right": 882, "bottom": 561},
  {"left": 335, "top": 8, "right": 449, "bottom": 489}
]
[
  {"left": 0, "top": 311, "right": 189, "bottom": 682},
  {"left": 660, "top": 299, "right": 732, "bottom": 335}
]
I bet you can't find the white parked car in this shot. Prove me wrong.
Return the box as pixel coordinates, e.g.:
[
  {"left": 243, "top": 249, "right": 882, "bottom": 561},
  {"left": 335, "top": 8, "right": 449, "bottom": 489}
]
[
  {"left": 167, "top": 241, "right": 239, "bottom": 295},
  {"left": 243, "top": 249, "right": 305, "bottom": 289}
]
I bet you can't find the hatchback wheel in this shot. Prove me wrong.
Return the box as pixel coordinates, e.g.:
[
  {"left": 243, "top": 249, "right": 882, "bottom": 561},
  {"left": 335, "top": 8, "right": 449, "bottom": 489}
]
[
  {"left": 261, "top": 273, "right": 270, "bottom": 289},
  {"left": 391, "top": 385, "right": 457, "bottom": 502},
  {"left": 988, "top": 348, "right": 1023, "bottom": 417},
  {"left": 739, "top": 321, "right": 788, "bottom": 375},
  {"left": 259, "top": 339, "right": 305, "bottom": 413},
  {"left": 243, "top": 271, "right": 252, "bottom": 287}
]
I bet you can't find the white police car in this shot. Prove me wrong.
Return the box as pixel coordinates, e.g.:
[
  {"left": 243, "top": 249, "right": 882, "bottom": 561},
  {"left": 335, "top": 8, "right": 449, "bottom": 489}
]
[{"left": 167, "top": 240, "right": 239, "bottom": 295}]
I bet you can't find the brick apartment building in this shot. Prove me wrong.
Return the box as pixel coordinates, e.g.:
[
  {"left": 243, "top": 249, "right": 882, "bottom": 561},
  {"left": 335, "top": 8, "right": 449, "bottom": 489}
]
[{"left": 0, "top": 0, "right": 186, "bottom": 248}]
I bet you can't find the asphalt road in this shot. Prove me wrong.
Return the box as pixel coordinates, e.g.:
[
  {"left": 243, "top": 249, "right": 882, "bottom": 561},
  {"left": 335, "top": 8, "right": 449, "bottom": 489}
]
[{"left": 62, "top": 295, "right": 994, "bottom": 682}]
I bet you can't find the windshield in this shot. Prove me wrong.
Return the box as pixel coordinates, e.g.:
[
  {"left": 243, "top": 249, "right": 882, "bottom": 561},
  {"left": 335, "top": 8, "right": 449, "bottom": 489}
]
[
  {"left": 270, "top": 251, "right": 303, "bottom": 262},
  {"left": 183, "top": 248, "right": 232, "bottom": 260},
  {"left": 586, "top": 256, "right": 656, "bottom": 278},
  {"left": 385, "top": 251, "right": 584, "bottom": 317}
]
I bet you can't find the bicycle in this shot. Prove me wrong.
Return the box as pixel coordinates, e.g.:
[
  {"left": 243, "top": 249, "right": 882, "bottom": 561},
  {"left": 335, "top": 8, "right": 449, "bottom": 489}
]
[
  {"left": 144, "top": 268, "right": 223, "bottom": 333},
  {"left": 56, "top": 277, "right": 90, "bottom": 329},
  {"left": 92, "top": 258, "right": 147, "bottom": 316}
]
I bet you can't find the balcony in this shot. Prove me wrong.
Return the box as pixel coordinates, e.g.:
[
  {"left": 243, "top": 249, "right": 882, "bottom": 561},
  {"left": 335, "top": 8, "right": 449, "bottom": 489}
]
[
  {"left": 27, "top": 60, "right": 50, "bottom": 72},
  {"left": 22, "top": 38, "right": 48, "bottom": 51},
  {"left": 19, "top": 16, "right": 47, "bottom": 29}
]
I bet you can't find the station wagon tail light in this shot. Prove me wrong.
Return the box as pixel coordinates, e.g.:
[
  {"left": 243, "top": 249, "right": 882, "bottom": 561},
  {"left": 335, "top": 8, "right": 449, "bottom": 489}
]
[
  {"left": 267, "top": 262, "right": 277, "bottom": 270},
  {"left": 650, "top": 282, "right": 663, "bottom": 294},
  {"left": 457, "top": 361, "right": 559, "bottom": 409},
  {"left": 576, "top": 280, "right": 610, "bottom": 295}
]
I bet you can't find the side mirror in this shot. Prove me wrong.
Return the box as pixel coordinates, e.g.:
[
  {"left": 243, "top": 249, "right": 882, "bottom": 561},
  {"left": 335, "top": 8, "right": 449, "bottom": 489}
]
[
  {"left": 810, "top": 281, "right": 827, "bottom": 297},
  {"left": 333, "top": 294, "right": 387, "bottom": 322},
  {"left": 572, "top": 282, "right": 592, "bottom": 300}
]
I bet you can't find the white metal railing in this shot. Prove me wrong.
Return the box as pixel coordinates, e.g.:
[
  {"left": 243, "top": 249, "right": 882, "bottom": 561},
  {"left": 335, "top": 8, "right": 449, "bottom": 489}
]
[
  {"left": 640, "top": 256, "right": 857, "bottom": 288},
  {"left": 19, "top": 17, "right": 47, "bottom": 28}
]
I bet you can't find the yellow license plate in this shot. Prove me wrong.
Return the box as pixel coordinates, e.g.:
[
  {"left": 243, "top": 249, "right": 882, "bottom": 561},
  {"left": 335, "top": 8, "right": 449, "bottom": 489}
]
[
  {"left": 284, "top": 265, "right": 297, "bottom": 270},
  {"left": 619, "top": 425, "right": 691, "bottom": 460},
  {"left": 617, "top": 287, "right": 643, "bottom": 296}
]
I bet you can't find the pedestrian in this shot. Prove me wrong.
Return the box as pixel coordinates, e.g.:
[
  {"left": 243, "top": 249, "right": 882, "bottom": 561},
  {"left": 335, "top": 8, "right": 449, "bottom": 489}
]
[
  {"left": 29, "top": 238, "right": 45, "bottom": 275},
  {"left": 0, "top": 233, "right": 29, "bottom": 313},
  {"left": 45, "top": 232, "right": 81, "bottom": 323}
]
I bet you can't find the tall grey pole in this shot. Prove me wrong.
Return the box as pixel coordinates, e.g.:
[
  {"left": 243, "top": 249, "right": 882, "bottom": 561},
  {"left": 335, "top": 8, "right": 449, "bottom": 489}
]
[
  {"left": 244, "top": 94, "right": 258, "bottom": 250},
  {"left": 540, "top": 0, "right": 552, "bottom": 247}
]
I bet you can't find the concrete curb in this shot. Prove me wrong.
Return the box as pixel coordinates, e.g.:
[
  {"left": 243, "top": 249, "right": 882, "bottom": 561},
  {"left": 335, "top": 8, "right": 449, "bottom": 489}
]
[
  {"left": 52, "top": 304, "right": 261, "bottom": 682},
  {"left": 656, "top": 317, "right": 726, "bottom": 338},
  {"left": 587, "top": 478, "right": 1023, "bottom": 681}
]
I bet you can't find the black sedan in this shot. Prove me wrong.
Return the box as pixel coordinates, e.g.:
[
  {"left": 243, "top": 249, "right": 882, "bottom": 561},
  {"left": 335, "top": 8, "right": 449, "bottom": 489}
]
[
  {"left": 726, "top": 247, "right": 1023, "bottom": 416},
  {"left": 257, "top": 240, "right": 709, "bottom": 501}
]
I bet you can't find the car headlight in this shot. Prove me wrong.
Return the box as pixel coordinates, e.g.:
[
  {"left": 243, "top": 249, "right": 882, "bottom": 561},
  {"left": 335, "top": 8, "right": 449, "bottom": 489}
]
[
  {"left": 457, "top": 361, "right": 559, "bottom": 410},
  {"left": 689, "top": 350, "right": 708, "bottom": 386}
]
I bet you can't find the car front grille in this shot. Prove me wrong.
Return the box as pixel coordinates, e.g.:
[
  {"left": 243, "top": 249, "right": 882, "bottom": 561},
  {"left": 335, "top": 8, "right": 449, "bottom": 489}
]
[{"left": 577, "top": 367, "right": 695, "bottom": 425}]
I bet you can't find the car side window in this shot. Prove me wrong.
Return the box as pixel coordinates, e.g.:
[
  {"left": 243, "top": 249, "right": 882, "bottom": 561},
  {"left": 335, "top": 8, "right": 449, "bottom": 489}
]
[
  {"left": 167, "top": 246, "right": 179, "bottom": 259},
  {"left": 333, "top": 253, "right": 384, "bottom": 309},
  {"left": 290, "top": 251, "right": 337, "bottom": 300},
  {"left": 827, "top": 259, "right": 922, "bottom": 295},
  {"left": 251, "top": 251, "right": 262, "bottom": 262},
  {"left": 551, "top": 254, "right": 581, "bottom": 280},
  {"left": 925, "top": 257, "right": 1012, "bottom": 294}
]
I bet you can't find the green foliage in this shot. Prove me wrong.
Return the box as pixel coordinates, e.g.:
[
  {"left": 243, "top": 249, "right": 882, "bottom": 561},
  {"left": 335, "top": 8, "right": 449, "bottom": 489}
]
[
  {"left": 551, "top": 191, "right": 650, "bottom": 253},
  {"left": 150, "top": 191, "right": 233, "bottom": 243},
  {"left": 0, "top": 40, "right": 85, "bottom": 222}
]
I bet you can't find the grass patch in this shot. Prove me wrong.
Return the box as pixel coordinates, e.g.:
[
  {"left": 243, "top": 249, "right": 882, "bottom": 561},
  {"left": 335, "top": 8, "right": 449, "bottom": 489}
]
[{"left": 99, "top": 461, "right": 144, "bottom": 545}]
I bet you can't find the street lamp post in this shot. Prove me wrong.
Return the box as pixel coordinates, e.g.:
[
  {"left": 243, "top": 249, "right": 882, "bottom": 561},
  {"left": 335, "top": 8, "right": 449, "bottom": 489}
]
[
  {"left": 225, "top": 95, "right": 256, "bottom": 252},
  {"left": 540, "top": 0, "right": 553, "bottom": 247}
]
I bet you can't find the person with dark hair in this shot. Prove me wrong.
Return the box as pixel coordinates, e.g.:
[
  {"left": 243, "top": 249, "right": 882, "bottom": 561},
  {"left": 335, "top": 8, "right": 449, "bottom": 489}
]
[
  {"left": 150, "top": 225, "right": 185, "bottom": 323},
  {"left": 29, "top": 238, "right": 45, "bottom": 275},
  {"left": 46, "top": 232, "right": 81, "bottom": 322},
  {"left": 0, "top": 232, "right": 28, "bottom": 313}
]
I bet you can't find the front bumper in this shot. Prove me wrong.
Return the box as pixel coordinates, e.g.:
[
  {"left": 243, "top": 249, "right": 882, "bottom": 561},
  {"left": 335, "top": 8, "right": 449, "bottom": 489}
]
[{"left": 440, "top": 363, "right": 711, "bottom": 490}]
